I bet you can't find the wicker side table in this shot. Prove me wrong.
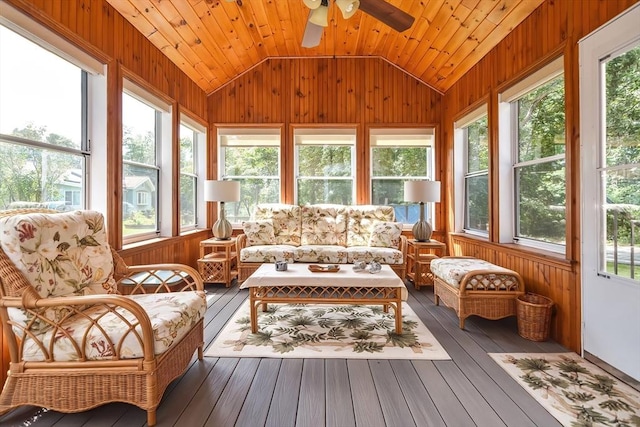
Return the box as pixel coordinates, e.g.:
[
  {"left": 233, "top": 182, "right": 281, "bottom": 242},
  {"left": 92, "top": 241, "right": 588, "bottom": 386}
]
[
  {"left": 198, "top": 237, "right": 238, "bottom": 287},
  {"left": 414, "top": 254, "right": 440, "bottom": 290}
]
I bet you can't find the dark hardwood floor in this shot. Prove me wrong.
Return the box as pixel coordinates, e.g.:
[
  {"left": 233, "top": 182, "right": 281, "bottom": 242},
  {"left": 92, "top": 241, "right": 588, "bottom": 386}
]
[{"left": 1, "top": 282, "right": 581, "bottom": 426}]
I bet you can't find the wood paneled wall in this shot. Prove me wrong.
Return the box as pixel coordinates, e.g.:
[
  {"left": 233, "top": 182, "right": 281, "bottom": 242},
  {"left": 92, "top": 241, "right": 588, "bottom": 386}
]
[
  {"left": 5, "top": 0, "right": 209, "bottom": 267},
  {"left": 443, "top": 0, "right": 639, "bottom": 352},
  {"left": 210, "top": 57, "right": 442, "bottom": 125},
  {"left": 208, "top": 56, "right": 443, "bottom": 209}
]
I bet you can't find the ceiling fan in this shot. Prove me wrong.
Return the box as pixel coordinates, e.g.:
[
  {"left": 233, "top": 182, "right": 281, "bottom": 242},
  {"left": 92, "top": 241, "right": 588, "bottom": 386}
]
[{"left": 301, "top": 0, "right": 415, "bottom": 48}]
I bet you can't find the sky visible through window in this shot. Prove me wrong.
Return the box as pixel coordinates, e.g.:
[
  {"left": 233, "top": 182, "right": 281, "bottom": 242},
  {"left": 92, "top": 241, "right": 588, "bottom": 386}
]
[{"left": 0, "top": 26, "right": 81, "bottom": 143}]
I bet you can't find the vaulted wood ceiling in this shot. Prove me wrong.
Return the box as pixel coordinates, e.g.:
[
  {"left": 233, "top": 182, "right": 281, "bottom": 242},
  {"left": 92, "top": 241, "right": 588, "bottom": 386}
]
[{"left": 106, "top": 0, "right": 545, "bottom": 95}]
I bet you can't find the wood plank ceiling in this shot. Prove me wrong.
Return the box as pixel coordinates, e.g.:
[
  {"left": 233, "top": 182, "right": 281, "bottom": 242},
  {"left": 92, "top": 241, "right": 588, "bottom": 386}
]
[{"left": 106, "top": 0, "right": 545, "bottom": 95}]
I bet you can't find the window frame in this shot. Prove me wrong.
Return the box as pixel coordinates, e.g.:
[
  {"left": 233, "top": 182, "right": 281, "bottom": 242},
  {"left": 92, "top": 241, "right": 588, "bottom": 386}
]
[
  {"left": 218, "top": 127, "right": 282, "bottom": 225},
  {"left": 0, "top": 16, "right": 99, "bottom": 213},
  {"left": 179, "top": 115, "right": 206, "bottom": 233},
  {"left": 498, "top": 56, "right": 567, "bottom": 253},
  {"left": 293, "top": 127, "right": 357, "bottom": 206},
  {"left": 121, "top": 80, "right": 172, "bottom": 244},
  {"left": 454, "top": 106, "right": 489, "bottom": 237},
  {"left": 369, "top": 127, "right": 436, "bottom": 228}
]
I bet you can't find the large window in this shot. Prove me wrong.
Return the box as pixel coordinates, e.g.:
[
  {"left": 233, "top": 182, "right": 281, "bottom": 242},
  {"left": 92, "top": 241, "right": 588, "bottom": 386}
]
[
  {"left": 499, "top": 57, "right": 566, "bottom": 250},
  {"left": 219, "top": 128, "right": 281, "bottom": 223},
  {"left": 295, "top": 128, "right": 356, "bottom": 205},
  {"left": 122, "top": 85, "right": 170, "bottom": 241},
  {"left": 370, "top": 128, "right": 435, "bottom": 225},
  {"left": 179, "top": 118, "right": 205, "bottom": 231},
  {"left": 0, "top": 23, "right": 92, "bottom": 211}
]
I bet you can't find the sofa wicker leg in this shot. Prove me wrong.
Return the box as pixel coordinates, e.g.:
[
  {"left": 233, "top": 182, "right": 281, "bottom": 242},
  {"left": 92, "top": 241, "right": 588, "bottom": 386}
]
[
  {"left": 459, "top": 316, "right": 465, "bottom": 329},
  {"left": 434, "top": 294, "right": 439, "bottom": 305},
  {"left": 198, "top": 344, "right": 204, "bottom": 360},
  {"left": 148, "top": 409, "right": 156, "bottom": 426}
]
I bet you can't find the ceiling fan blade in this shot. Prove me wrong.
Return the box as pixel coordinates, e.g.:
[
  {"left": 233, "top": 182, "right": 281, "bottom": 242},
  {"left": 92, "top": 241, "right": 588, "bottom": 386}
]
[
  {"left": 302, "top": 20, "right": 324, "bottom": 48},
  {"left": 359, "top": 0, "right": 415, "bottom": 32}
]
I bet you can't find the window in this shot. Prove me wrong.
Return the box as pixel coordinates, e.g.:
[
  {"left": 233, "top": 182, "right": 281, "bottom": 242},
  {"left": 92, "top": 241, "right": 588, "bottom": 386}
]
[
  {"left": 454, "top": 107, "right": 489, "bottom": 235},
  {"left": 219, "top": 128, "right": 281, "bottom": 223},
  {"left": 0, "top": 23, "right": 93, "bottom": 211},
  {"left": 295, "top": 128, "right": 356, "bottom": 205},
  {"left": 179, "top": 118, "right": 205, "bottom": 231},
  {"left": 499, "top": 57, "right": 566, "bottom": 250},
  {"left": 122, "top": 83, "right": 171, "bottom": 241},
  {"left": 370, "top": 128, "right": 435, "bottom": 225}
]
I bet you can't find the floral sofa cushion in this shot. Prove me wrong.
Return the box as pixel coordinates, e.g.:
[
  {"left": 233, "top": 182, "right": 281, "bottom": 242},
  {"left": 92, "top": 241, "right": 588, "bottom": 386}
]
[
  {"left": 242, "top": 220, "right": 276, "bottom": 246},
  {"left": 14, "top": 292, "right": 207, "bottom": 362},
  {"left": 430, "top": 258, "right": 520, "bottom": 290},
  {"left": 369, "top": 221, "right": 403, "bottom": 248},
  {"left": 294, "top": 245, "right": 348, "bottom": 263},
  {"left": 300, "top": 204, "right": 348, "bottom": 246},
  {"left": 346, "top": 205, "right": 395, "bottom": 247},
  {"left": 254, "top": 204, "right": 301, "bottom": 246},
  {"left": 345, "top": 247, "right": 404, "bottom": 265},
  {"left": 0, "top": 210, "right": 117, "bottom": 298},
  {"left": 239, "top": 245, "right": 296, "bottom": 263}
]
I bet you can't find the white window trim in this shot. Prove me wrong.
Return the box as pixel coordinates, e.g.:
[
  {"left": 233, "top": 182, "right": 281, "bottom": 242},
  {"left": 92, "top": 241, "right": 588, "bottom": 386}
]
[
  {"left": 498, "top": 57, "right": 566, "bottom": 252},
  {"left": 454, "top": 105, "right": 488, "bottom": 236}
]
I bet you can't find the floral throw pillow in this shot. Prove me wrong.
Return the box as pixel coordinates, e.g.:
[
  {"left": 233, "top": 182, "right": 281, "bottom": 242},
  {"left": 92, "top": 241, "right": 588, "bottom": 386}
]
[
  {"left": 368, "top": 221, "right": 403, "bottom": 248},
  {"left": 242, "top": 220, "right": 276, "bottom": 246}
]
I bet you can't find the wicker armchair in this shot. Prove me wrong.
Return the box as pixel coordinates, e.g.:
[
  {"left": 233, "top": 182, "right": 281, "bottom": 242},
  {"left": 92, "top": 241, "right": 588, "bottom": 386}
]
[{"left": 0, "top": 209, "right": 206, "bottom": 426}]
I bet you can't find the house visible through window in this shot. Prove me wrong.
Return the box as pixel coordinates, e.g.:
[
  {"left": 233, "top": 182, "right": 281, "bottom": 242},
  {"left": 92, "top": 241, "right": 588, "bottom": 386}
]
[
  {"left": 499, "top": 57, "right": 566, "bottom": 250},
  {"left": 294, "top": 128, "right": 356, "bottom": 205},
  {"left": 218, "top": 128, "right": 281, "bottom": 223},
  {"left": 0, "top": 23, "right": 92, "bottom": 212},
  {"left": 370, "top": 128, "right": 435, "bottom": 225}
]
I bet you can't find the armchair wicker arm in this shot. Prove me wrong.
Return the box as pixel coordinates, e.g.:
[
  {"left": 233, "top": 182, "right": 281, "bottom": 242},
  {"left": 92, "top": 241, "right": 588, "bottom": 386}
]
[
  {"left": 0, "top": 288, "right": 156, "bottom": 364},
  {"left": 111, "top": 248, "right": 204, "bottom": 294}
]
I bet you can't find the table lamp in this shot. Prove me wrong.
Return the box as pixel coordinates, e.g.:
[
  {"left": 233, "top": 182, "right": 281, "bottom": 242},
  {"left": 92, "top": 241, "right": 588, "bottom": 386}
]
[
  {"left": 204, "top": 180, "right": 241, "bottom": 240},
  {"left": 404, "top": 180, "right": 441, "bottom": 242}
]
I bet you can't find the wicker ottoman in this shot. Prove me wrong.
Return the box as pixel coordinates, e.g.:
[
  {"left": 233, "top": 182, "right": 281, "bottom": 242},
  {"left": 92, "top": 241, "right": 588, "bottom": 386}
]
[{"left": 430, "top": 257, "right": 525, "bottom": 329}]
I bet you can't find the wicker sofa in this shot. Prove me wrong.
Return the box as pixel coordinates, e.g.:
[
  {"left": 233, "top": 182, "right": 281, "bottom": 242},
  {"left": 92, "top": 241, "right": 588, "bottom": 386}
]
[
  {"left": 236, "top": 204, "right": 407, "bottom": 282},
  {"left": 0, "top": 209, "right": 206, "bottom": 426},
  {"left": 430, "top": 256, "right": 525, "bottom": 329}
]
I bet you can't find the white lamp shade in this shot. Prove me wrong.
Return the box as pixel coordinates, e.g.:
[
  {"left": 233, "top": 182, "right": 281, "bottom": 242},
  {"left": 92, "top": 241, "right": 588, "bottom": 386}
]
[
  {"left": 308, "top": 4, "right": 329, "bottom": 27},
  {"left": 336, "top": 0, "right": 360, "bottom": 19},
  {"left": 204, "top": 180, "right": 241, "bottom": 202},
  {"left": 303, "top": 0, "right": 322, "bottom": 9},
  {"left": 404, "top": 180, "right": 441, "bottom": 203}
]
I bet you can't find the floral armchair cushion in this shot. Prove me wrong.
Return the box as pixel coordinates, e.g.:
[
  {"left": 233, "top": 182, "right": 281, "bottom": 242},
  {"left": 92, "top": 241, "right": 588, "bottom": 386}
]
[
  {"left": 368, "top": 221, "right": 403, "bottom": 248},
  {"left": 15, "top": 292, "right": 207, "bottom": 362},
  {"left": 254, "top": 204, "right": 301, "bottom": 246},
  {"left": 300, "top": 204, "right": 348, "bottom": 246},
  {"left": 242, "top": 220, "right": 276, "bottom": 246},
  {"left": 0, "top": 210, "right": 117, "bottom": 298},
  {"left": 346, "top": 205, "right": 395, "bottom": 247}
]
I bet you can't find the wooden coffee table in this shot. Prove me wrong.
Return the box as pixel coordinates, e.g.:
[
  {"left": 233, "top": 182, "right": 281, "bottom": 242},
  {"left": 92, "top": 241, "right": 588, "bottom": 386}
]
[{"left": 240, "top": 263, "right": 407, "bottom": 334}]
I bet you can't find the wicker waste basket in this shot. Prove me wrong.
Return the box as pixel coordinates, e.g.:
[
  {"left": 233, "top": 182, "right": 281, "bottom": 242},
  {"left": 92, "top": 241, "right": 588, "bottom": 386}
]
[{"left": 516, "top": 293, "right": 554, "bottom": 341}]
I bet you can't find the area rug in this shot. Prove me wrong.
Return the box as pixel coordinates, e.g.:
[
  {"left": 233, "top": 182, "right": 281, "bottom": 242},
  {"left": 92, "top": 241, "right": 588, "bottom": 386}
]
[
  {"left": 205, "top": 301, "right": 450, "bottom": 360},
  {"left": 489, "top": 353, "right": 640, "bottom": 427}
]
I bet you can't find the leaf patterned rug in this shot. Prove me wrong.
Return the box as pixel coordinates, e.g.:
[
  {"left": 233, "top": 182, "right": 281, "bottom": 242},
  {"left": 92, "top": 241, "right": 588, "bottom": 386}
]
[
  {"left": 490, "top": 353, "right": 640, "bottom": 427},
  {"left": 205, "top": 301, "right": 450, "bottom": 359}
]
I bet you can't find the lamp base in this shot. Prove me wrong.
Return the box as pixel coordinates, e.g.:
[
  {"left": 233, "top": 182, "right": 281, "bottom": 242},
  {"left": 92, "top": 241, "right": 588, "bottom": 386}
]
[
  {"left": 412, "top": 221, "right": 433, "bottom": 242},
  {"left": 212, "top": 218, "right": 233, "bottom": 240}
]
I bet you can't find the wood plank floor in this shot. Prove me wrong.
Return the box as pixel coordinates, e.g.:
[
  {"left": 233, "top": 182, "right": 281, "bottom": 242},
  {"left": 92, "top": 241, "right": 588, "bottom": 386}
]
[{"left": 0, "top": 282, "right": 592, "bottom": 427}]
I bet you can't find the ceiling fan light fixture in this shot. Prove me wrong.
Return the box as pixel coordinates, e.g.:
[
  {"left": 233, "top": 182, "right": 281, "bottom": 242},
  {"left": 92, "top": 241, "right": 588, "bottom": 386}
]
[
  {"left": 308, "top": 4, "right": 330, "bottom": 27},
  {"left": 303, "top": 0, "right": 322, "bottom": 10},
  {"left": 335, "top": 0, "right": 360, "bottom": 19}
]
